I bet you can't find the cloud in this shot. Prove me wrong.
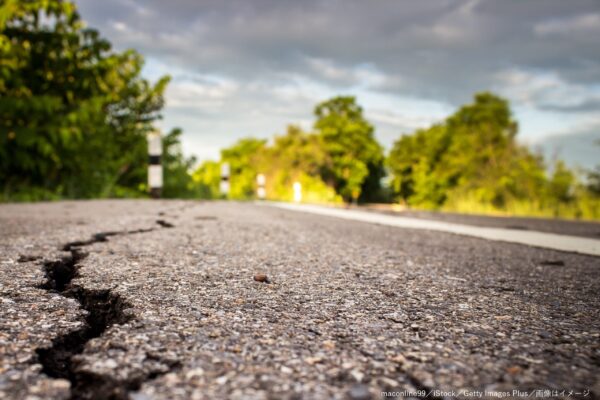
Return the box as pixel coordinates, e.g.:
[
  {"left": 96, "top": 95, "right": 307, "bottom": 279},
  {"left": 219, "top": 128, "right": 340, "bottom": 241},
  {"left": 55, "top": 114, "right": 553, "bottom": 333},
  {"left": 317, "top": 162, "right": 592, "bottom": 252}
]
[
  {"left": 367, "top": 110, "right": 441, "bottom": 131},
  {"left": 534, "top": 121, "right": 600, "bottom": 170},
  {"left": 534, "top": 13, "right": 600, "bottom": 37},
  {"left": 304, "top": 57, "right": 393, "bottom": 89},
  {"left": 72, "top": 0, "right": 600, "bottom": 161},
  {"left": 305, "top": 58, "right": 360, "bottom": 84},
  {"left": 166, "top": 77, "right": 239, "bottom": 109},
  {"left": 110, "top": 21, "right": 127, "bottom": 32},
  {"left": 75, "top": 0, "right": 600, "bottom": 102},
  {"left": 494, "top": 68, "right": 600, "bottom": 111}
]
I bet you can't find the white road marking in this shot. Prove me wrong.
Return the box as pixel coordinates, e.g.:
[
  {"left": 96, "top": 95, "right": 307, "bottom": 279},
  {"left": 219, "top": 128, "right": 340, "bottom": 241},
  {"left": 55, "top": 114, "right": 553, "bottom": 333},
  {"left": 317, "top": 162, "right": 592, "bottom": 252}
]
[{"left": 265, "top": 202, "right": 600, "bottom": 257}]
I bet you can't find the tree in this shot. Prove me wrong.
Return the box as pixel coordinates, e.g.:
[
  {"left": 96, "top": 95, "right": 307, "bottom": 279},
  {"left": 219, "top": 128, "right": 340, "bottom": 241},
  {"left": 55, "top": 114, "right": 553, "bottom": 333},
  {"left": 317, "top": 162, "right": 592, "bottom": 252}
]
[
  {"left": 192, "top": 160, "right": 221, "bottom": 199},
  {"left": 314, "top": 96, "right": 384, "bottom": 202},
  {"left": 388, "top": 93, "right": 551, "bottom": 212},
  {"left": 161, "top": 128, "right": 201, "bottom": 198},
  {"left": 587, "top": 166, "right": 600, "bottom": 196},
  {"left": 586, "top": 140, "right": 600, "bottom": 196},
  {"left": 267, "top": 125, "right": 327, "bottom": 176},
  {"left": 220, "top": 138, "right": 267, "bottom": 199},
  {"left": 387, "top": 124, "right": 450, "bottom": 207},
  {"left": 260, "top": 125, "right": 340, "bottom": 203},
  {"left": 0, "top": 0, "right": 169, "bottom": 200},
  {"left": 440, "top": 93, "right": 521, "bottom": 206}
]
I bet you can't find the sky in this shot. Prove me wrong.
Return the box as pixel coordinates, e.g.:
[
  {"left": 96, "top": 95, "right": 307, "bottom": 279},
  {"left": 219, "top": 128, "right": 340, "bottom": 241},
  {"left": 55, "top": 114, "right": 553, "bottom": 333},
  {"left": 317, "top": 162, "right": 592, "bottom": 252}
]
[{"left": 74, "top": 0, "right": 600, "bottom": 169}]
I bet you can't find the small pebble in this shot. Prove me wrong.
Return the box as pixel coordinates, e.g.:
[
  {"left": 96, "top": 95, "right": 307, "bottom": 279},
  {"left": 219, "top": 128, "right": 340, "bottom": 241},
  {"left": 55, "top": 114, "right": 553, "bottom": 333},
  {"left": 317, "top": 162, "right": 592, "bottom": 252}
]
[{"left": 254, "top": 273, "right": 270, "bottom": 283}]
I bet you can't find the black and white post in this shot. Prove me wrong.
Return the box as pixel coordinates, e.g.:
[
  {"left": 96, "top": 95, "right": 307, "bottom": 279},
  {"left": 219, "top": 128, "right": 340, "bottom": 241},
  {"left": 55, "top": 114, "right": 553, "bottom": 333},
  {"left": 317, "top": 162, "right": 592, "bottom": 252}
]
[
  {"left": 257, "top": 173, "right": 266, "bottom": 200},
  {"left": 148, "top": 131, "right": 163, "bottom": 199},
  {"left": 220, "top": 162, "right": 230, "bottom": 196}
]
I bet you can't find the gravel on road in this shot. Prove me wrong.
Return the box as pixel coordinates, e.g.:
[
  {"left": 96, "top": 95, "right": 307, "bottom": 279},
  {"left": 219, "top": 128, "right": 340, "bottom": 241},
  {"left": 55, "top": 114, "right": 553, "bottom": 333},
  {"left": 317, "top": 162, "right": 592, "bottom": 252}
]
[{"left": 0, "top": 200, "right": 599, "bottom": 400}]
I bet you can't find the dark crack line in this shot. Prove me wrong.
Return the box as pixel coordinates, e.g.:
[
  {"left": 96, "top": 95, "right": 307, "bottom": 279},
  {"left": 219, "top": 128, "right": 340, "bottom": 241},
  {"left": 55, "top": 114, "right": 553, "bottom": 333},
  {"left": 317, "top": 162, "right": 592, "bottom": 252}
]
[
  {"left": 155, "top": 219, "right": 175, "bottom": 228},
  {"left": 62, "top": 220, "right": 174, "bottom": 251},
  {"left": 68, "top": 358, "right": 181, "bottom": 400},
  {"left": 36, "top": 249, "right": 134, "bottom": 399},
  {"left": 35, "top": 220, "right": 178, "bottom": 400}
]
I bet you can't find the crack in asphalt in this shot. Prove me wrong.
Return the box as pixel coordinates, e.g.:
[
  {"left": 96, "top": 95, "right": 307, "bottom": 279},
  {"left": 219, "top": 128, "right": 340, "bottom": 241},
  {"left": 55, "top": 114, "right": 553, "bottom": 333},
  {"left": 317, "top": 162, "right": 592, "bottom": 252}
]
[
  {"left": 36, "top": 250, "right": 134, "bottom": 399},
  {"left": 62, "top": 219, "right": 173, "bottom": 251},
  {"left": 155, "top": 219, "right": 175, "bottom": 228},
  {"left": 35, "top": 220, "right": 178, "bottom": 400}
]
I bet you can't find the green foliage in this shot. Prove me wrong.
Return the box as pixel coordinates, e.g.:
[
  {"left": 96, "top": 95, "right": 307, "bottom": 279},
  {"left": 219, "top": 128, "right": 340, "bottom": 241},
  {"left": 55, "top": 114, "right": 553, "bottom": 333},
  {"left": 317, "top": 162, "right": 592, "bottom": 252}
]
[
  {"left": 221, "top": 138, "right": 267, "bottom": 199},
  {"left": 192, "top": 126, "right": 343, "bottom": 204},
  {"left": 192, "top": 160, "right": 221, "bottom": 199},
  {"left": 0, "top": 0, "right": 172, "bottom": 200},
  {"left": 584, "top": 140, "right": 600, "bottom": 197},
  {"left": 2, "top": 6, "right": 594, "bottom": 222},
  {"left": 587, "top": 166, "right": 600, "bottom": 196},
  {"left": 548, "top": 161, "right": 575, "bottom": 204},
  {"left": 161, "top": 128, "right": 201, "bottom": 199},
  {"left": 387, "top": 92, "right": 600, "bottom": 220},
  {"left": 270, "top": 171, "right": 341, "bottom": 204},
  {"left": 261, "top": 125, "right": 341, "bottom": 203},
  {"left": 314, "top": 96, "right": 384, "bottom": 202},
  {"left": 388, "top": 124, "right": 450, "bottom": 207}
]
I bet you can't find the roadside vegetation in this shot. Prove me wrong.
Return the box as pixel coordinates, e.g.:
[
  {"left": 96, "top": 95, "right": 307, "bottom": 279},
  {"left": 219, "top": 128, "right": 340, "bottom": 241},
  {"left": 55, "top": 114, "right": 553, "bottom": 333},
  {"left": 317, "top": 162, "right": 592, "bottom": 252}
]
[
  {"left": 0, "top": 0, "right": 200, "bottom": 201},
  {"left": 1, "top": 1, "right": 599, "bottom": 220},
  {"left": 386, "top": 93, "right": 600, "bottom": 219},
  {"left": 194, "top": 93, "right": 600, "bottom": 220}
]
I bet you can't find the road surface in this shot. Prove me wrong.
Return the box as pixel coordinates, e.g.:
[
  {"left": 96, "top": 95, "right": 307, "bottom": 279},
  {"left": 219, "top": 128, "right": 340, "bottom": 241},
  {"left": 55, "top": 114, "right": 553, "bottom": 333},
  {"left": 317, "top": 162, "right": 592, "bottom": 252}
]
[
  {"left": 0, "top": 200, "right": 599, "bottom": 400},
  {"left": 355, "top": 207, "right": 600, "bottom": 239},
  {"left": 270, "top": 203, "right": 600, "bottom": 256}
]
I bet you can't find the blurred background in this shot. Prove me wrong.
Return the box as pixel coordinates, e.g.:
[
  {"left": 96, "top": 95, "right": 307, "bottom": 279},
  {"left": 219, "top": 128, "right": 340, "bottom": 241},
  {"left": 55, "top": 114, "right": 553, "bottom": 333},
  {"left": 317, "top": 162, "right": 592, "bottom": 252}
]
[{"left": 1, "top": 0, "right": 599, "bottom": 219}]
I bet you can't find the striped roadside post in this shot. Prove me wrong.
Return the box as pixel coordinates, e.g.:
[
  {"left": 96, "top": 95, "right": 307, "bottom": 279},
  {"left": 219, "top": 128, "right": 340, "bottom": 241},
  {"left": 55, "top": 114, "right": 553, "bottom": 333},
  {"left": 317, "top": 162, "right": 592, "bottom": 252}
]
[
  {"left": 293, "top": 181, "right": 302, "bottom": 203},
  {"left": 256, "top": 173, "right": 266, "bottom": 200},
  {"left": 220, "top": 162, "right": 230, "bottom": 196},
  {"left": 147, "top": 131, "right": 162, "bottom": 199}
]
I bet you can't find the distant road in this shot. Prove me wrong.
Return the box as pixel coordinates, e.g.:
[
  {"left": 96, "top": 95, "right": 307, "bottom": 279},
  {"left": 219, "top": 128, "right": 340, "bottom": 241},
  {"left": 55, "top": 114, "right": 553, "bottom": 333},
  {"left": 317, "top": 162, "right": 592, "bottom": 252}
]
[
  {"left": 268, "top": 202, "right": 600, "bottom": 256},
  {"left": 357, "top": 206, "right": 600, "bottom": 239}
]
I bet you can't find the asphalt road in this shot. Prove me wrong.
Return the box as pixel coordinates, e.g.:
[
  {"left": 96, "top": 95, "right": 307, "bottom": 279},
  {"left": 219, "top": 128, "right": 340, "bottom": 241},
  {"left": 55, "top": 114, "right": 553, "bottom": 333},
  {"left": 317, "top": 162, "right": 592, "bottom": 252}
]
[
  {"left": 271, "top": 203, "right": 600, "bottom": 256},
  {"left": 354, "top": 207, "right": 600, "bottom": 239},
  {"left": 1, "top": 200, "right": 599, "bottom": 400}
]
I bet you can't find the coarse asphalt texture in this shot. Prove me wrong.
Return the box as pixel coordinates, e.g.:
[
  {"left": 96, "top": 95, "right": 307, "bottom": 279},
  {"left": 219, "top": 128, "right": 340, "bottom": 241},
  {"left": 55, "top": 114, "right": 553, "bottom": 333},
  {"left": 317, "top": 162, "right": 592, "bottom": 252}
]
[{"left": 0, "top": 200, "right": 599, "bottom": 400}]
